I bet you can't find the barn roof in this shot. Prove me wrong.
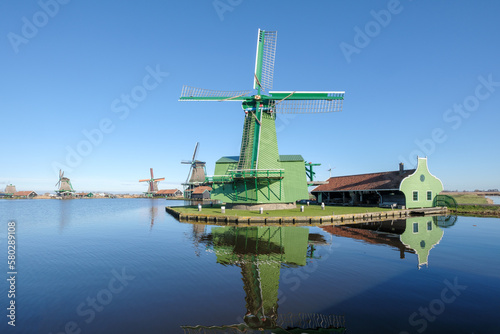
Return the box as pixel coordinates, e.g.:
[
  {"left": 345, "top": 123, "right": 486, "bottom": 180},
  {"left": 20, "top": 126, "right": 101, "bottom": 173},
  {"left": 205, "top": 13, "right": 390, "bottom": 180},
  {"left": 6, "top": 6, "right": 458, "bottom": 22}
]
[
  {"left": 191, "top": 186, "right": 212, "bottom": 194},
  {"left": 157, "top": 189, "right": 181, "bottom": 195},
  {"left": 312, "top": 169, "right": 416, "bottom": 192},
  {"left": 13, "top": 191, "right": 37, "bottom": 196}
]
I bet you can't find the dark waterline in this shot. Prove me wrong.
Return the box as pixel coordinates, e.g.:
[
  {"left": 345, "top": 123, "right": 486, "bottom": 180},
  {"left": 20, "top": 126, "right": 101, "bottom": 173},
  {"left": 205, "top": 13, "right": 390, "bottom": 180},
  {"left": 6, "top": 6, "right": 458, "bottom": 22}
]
[{"left": 0, "top": 198, "right": 499, "bottom": 334}]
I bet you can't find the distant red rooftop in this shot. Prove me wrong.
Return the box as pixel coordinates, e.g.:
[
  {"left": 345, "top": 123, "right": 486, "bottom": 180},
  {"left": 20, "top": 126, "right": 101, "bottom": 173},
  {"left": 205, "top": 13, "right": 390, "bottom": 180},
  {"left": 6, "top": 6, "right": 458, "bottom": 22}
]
[
  {"left": 191, "top": 186, "right": 212, "bottom": 194},
  {"left": 13, "top": 191, "right": 37, "bottom": 196},
  {"left": 157, "top": 189, "right": 181, "bottom": 195}
]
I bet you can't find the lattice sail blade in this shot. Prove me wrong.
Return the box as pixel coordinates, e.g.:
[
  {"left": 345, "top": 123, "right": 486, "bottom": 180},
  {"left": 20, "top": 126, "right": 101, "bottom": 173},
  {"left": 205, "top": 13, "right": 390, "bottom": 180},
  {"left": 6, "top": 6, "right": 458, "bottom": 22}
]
[
  {"left": 179, "top": 86, "right": 251, "bottom": 101},
  {"left": 272, "top": 99, "right": 343, "bottom": 114},
  {"left": 269, "top": 91, "right": 344, "bottom": 114},
  {"left": 253, "top": 29, "right": 277, "bottom": 91},
  {"left": 192, "top": 142, "right": 199, "bottom": 161}
]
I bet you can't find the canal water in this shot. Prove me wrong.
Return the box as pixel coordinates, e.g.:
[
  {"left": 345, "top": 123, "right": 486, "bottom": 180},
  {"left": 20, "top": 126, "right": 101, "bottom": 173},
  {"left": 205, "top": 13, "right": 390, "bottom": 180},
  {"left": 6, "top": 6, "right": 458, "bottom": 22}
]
[
  {"left": 0, "top": 199, "right": 499, "bottom": 334},
  {"left": 486, "top": 195, "right": 500, "bottom": 205}
]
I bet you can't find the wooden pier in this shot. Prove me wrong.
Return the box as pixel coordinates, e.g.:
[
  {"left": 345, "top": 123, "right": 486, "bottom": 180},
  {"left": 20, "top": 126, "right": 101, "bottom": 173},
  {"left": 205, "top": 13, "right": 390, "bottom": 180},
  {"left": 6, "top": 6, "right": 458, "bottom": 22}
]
[{"left": 165, "top": 206, "right": 448, "bottom": 226}]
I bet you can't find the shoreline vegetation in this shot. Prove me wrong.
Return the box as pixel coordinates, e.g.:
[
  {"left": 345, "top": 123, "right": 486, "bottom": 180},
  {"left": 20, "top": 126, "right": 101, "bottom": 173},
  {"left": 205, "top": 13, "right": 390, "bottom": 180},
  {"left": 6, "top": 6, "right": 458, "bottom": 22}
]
[
  {"left": 450, "top": 205, "right": 500, "bottom": 218},
  {"left": 441, "top": 191, "right": 500, "bottom": 217}
]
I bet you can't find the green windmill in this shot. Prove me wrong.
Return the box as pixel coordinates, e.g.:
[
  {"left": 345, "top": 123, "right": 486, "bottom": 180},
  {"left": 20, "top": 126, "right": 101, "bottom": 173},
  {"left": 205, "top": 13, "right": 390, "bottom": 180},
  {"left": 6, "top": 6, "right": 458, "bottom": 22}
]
[{"left": 180, "top": 29, "right": 344, "bottom": 209}]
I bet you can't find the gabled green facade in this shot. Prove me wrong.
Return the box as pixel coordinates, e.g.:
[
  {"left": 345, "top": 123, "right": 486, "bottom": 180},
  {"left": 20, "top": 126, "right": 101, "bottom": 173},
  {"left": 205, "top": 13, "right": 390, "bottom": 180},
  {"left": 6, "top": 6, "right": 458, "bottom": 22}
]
[{"left": 400, "top": 158, "right": 443, "bottom": 209}]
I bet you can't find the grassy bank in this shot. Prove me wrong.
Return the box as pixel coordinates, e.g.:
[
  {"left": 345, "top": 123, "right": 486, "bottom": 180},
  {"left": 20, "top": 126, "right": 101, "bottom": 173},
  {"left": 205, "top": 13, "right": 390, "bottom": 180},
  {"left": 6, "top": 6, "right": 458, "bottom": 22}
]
[
  {"left": 174, "top": 204, "right": 393, "bottom": 217},
  {"left": 449, "top": 204, "right": 500, "bottom": 218},
  {"left": 448, "top": 193, "right": 489, "bottom": 205}
]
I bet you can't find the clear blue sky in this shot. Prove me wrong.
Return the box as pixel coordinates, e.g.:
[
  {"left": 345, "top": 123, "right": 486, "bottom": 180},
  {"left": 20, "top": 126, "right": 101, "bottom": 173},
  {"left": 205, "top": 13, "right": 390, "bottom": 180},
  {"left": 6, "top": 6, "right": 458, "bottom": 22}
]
[{"left": 1, "top": 0, "right": 499, "bottom": 193}]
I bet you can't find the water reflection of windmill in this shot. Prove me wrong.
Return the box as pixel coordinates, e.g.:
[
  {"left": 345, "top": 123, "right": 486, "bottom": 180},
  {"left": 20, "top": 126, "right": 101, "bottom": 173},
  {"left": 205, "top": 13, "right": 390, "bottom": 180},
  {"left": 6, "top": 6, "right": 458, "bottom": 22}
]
[
  {"left": 182, "top": 226, "right": 345, "bottom": 333},
  {"left": 187, "top": 223, "right": 207, "bottom": 257},
  {"left": 139, "top": 168, "right": 165, "bottom": 197},
  {"left": 148, "top": 200, "right": 158, "bottom": 230},
  {"left": 55, "top": 170, "right": 75, "bottom": 197},
  {"left": 181, "top": 142, "right": 207, "bottom": 199}
]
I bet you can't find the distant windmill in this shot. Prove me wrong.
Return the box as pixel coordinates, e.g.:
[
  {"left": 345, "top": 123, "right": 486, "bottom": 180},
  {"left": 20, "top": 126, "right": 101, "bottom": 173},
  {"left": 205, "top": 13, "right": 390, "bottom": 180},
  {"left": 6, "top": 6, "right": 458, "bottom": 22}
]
[
  {"left": 55, "top": 170, "right": 75, "bottom": 196},
  {"left": 139, "top": 168, "right": 165, "bottom": 196},
  {"left": 181, "top": 142, "right": 207, "bottom": 198},
  {"left": 327, "top": 165, "right": 336, "bottom": 178},
  {"left": 4, "top": 184, "right": 16, "bottom": 195}
]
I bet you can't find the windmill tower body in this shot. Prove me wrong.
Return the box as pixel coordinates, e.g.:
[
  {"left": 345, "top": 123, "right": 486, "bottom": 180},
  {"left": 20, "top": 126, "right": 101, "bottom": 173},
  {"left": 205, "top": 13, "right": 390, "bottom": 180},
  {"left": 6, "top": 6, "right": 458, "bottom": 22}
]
[
  {"left": 180, "top": 30, "right": 344, "bottom": 208},
  {"left": 59, "top": 178, "right": 73, "bottom": 191},
  {"left": 56, "top": 170, "right": 75, "bottom": 196},
  {"left": 189, "top": 161, "right": 206, "bottom": 183},
  {"left": 5, "top": 184, "right": 16, "bottom": 195}
]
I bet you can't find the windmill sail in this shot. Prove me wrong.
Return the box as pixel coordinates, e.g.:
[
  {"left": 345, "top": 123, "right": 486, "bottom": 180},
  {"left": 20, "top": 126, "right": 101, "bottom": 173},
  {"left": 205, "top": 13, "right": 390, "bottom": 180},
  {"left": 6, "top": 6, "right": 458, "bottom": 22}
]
[
  {"left": 270, "top": 91, "right": 344, "bottom": 114},
  {"left": 180, "top": 86, "right": 251, "bottom": 101},
  {"left": 254, "top": 29, "right": 277, "bottom": 92}
]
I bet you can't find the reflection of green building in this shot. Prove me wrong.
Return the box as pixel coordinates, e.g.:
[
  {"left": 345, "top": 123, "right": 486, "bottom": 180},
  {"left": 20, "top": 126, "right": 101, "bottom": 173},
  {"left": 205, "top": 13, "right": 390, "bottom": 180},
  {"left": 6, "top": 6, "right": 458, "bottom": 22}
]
[
  {"left": 183, "top": 226, "right": 345, "bottom": 333},
  {"left": 400, "top": 216, "right": 443, "bottom": 268},
  {"left": 321, "top": 216, "right": 446, "bottom": 267}
]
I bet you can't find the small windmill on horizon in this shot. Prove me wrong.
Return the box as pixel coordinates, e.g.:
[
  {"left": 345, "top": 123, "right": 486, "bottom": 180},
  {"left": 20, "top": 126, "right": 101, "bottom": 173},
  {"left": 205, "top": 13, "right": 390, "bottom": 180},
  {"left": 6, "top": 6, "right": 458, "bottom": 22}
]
[
  {"left": 181, "top": 142, "right": 207, "bottom": 198},
  {"left": 327, "top": 165, "right": 336, "bottom": 178},
  {"left": 139, "top": 168, "right": 165, "bottom": 197},
  {"left": 55, "top": 170, "right": 75, "bottom": 197}
]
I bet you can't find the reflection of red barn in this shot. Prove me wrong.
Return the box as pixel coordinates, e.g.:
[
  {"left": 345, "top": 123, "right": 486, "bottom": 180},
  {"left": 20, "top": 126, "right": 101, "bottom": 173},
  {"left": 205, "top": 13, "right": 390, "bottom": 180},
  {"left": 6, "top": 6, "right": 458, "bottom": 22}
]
[
  {"left": 156, "top": 189, "right": 183, "bottom": 198},
  {"left": 187, "top": 186, "right": 212, "bottom": 200},
  {"left": 320, "top": 220, "right": 414, "bottom": 259}
]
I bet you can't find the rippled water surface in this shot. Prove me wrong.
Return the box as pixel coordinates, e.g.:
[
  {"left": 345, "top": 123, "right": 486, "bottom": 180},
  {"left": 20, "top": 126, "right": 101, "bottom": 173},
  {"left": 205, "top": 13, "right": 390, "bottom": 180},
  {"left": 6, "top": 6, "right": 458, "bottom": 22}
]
[{"left": 0, "top": 198, "right": 499, "bottom": 334}]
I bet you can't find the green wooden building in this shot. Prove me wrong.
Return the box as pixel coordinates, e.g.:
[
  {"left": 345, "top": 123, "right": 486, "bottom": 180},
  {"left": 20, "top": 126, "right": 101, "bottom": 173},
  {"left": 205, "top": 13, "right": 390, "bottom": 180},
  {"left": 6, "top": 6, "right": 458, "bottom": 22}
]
[
  {"left": 312, "top": 158, "right": 443, "bottom": 209},
  {"left": 207, "top": 154, "right": 309, "bottom": 209},
  {"left": 399, "top": 158, "right": 444, "bottom": 209}
]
